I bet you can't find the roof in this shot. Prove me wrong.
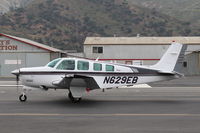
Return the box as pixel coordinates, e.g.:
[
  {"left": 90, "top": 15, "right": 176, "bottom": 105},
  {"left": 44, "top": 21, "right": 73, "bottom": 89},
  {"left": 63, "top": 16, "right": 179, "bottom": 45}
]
[
  {"left": 84, "top": 37, "right": 200, "bottom": 45},
  {"left": 0, "top": 33, "right": 64, "bottom": 52}
]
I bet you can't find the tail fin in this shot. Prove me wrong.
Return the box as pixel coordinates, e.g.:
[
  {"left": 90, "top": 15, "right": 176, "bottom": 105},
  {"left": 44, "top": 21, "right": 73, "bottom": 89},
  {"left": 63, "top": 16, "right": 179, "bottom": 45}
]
[{"left": 151, "top": 42, "right": 187, "bottom": 73}]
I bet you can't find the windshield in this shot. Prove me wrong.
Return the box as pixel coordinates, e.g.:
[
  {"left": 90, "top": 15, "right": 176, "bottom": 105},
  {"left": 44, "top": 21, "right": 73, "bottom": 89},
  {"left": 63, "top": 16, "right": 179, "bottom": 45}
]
[
  {"left": 47, "top": 58, "right": 61, "bottom": 68},
  {"left": 57, "top": 60, "right": 75, "bottom": 70}
]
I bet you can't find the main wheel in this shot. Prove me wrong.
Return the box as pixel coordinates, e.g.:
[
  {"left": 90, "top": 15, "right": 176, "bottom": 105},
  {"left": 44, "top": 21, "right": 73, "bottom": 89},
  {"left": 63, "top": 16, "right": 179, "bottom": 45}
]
[
  {"left": 68, "top": 92, "right": 81, "bottom": 103},
  {"left": 19, "top": 94, "right": 27, "bottom": 102},
  {"left": 68, "top": 91, "right": 73, "bottom": 99}
]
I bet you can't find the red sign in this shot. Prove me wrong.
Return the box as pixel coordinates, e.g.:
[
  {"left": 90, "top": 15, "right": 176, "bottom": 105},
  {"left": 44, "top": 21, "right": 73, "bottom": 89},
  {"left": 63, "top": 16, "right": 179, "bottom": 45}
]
[{"left": 0, "top": 40, "right": 18, "bottom": 50}]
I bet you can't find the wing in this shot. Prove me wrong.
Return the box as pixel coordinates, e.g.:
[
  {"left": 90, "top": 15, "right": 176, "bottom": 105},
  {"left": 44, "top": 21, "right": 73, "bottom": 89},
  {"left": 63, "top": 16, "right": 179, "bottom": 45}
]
[
  {"left": 52, "top": 74, "right": 100, "bottom": 98},
  {"left": 52, "top": 74, "right": 100, "bottom": 90}
]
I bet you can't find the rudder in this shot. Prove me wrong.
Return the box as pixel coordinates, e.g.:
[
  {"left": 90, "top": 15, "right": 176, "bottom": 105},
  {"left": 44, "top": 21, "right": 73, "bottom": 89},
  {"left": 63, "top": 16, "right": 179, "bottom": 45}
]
[{"left": 151, "top": 43, "right": 187, "bottom": 73}]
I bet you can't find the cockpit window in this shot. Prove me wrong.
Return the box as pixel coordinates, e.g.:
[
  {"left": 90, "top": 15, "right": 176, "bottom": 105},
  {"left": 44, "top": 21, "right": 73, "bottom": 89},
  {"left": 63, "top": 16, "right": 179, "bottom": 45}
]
[
  {"left": 47, "top": 58, "right": 61, "bottom": 68},
  {"left": 57, "top": 60, "right": 75, "bottom": 70}
]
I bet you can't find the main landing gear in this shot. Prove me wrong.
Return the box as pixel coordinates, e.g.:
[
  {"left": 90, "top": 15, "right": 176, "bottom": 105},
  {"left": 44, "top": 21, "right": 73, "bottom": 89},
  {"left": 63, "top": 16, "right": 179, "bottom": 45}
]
[{"left": 68, "top": 91, "right": 81, "bottom": 103}]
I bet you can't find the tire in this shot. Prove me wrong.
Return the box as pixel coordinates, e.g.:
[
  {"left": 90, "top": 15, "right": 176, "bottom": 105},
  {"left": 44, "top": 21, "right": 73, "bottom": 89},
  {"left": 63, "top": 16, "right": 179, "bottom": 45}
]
[
  {"left": 68, "top": 92, "right": 73, "bottom": 99},
  {"left": 68, "top": 92, "right": 81, "bottom": 103},
  {"left": 19, "top": 94, "right": 27, "bottom": 102},
  {"left": 73, "top": 97, "right": 82, "bottom": 103}
]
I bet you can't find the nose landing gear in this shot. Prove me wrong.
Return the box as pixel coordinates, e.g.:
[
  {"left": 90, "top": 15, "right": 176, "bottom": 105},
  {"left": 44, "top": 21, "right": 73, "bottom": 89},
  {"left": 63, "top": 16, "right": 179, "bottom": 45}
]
[{"left": 19, "top": 92, "right": 27, "bottom": 102}]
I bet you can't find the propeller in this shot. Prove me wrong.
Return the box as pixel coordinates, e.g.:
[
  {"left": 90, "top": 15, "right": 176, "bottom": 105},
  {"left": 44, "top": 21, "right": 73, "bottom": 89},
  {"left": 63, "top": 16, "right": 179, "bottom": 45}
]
[
  {"left": 11, "top": 69, "right": 20, "bottom": 92},
  {"left": 16, "top": 69, "right": 20, "bottom": 86},
  {"left": 16, "top": 69, "right": 20, "bottom": 93}
]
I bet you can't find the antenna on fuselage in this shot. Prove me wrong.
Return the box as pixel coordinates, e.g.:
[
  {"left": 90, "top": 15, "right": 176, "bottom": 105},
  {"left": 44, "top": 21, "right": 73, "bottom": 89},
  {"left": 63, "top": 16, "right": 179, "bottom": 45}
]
[{"left": 95, "top": 57, "right": 100, "bottom": 61}]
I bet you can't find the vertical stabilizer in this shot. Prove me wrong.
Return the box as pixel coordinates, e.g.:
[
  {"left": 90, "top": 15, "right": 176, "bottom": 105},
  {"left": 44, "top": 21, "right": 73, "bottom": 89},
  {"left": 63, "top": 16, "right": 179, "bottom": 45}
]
[{"left": 151, "top": 43, "right": 187, "bottom": 73}]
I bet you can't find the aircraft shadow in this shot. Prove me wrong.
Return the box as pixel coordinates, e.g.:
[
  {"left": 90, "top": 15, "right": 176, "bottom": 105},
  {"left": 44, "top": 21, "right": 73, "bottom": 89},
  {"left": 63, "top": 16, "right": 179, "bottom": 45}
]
[{"left": 24, "top": 97, "right": 186, "bottom": 108}]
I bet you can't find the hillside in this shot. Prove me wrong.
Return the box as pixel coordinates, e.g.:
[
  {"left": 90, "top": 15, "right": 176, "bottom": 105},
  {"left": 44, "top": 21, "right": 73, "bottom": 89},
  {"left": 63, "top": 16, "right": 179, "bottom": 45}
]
[
  {"left": 0, "top": 0, "right": 33, "bottom": 14},
  {"left": 128, "top": 0, "right": 200, "bottom": 27},
  {"left": 0, "top": 0, "right": 196, "bottom": 51}
]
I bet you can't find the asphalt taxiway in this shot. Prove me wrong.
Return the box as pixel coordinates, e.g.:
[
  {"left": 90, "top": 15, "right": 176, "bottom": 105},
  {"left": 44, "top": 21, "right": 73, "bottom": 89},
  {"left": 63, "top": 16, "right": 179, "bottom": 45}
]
[{"left": 0, "top": 76, "right": 200, "bottom": 133}]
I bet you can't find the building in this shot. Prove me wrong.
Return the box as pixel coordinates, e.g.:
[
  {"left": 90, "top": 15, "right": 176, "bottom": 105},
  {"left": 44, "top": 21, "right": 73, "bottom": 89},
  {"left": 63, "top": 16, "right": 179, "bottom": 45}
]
[
  {"left": 0, "top": 33, "right": 65, "bottom": 77},
  {"left": 84, "top": 37, "right": 200, "bottom": 75}
]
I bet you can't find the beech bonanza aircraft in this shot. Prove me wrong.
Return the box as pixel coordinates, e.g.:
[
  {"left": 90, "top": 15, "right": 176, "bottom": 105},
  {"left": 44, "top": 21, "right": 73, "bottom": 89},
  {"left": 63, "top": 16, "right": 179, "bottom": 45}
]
[{"left": 12, "top": 42, "right": 187, "bottom": 102}]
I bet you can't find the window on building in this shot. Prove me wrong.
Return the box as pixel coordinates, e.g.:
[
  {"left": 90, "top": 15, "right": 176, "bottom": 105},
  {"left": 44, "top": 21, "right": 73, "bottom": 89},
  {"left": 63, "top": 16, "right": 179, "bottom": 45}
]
[
  {"left": 78, "top": 61, "right": 89, "bottom": 70},
  {"left": 106, "top": 65, "right": 114, "bottom": 71},
  {"left": 93, "top": 47, "right": 103, "bottom": 53},
  {"left": 133, "top": 60, "right": 143, "bottom": 66},
  {"left": 125, "top": 61, "right": 132, "bottom": 65},
  {"left": 47, "top": 58, "right": 61, "bottom": 68},
  {"left": 57, "top": 60, "right": 75, "bottom": 70},
  {"left": 93, "top": 63, "right": 102, "bottom": 71},
  {"left": 183, "top": 61, "right": 187, "bottom": 68}
]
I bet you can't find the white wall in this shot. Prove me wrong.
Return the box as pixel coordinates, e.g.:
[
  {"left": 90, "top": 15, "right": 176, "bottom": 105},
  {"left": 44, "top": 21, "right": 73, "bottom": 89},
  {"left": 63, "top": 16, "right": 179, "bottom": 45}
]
[{"left": 84, "top": 45, "right": 169, "bottom": 59}]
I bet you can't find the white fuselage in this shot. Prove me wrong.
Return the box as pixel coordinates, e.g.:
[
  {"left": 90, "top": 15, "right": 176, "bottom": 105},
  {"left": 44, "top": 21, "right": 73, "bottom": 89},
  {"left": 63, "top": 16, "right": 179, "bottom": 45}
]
[{"left": 16, "top": 58, "right": 177, "bottom": 90}]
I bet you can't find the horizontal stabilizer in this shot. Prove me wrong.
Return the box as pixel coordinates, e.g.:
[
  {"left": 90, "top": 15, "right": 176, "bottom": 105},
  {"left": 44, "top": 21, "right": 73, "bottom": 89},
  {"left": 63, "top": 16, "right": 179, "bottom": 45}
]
[
  {"left": 158, "top": 70, "right": 184, "bottom": 77},
  {"left": 157, "top": 71, "right": 175, "bottom": 75}
]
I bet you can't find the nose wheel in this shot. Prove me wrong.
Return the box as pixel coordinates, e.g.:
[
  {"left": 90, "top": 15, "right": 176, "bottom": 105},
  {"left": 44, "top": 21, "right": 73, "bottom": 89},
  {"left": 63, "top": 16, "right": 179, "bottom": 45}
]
[
  {"left": 19, "top": 92, "right": 27, "bottom": 102},
  {"left": 68, "top": 92, "right": 81, "bottom": 103}
]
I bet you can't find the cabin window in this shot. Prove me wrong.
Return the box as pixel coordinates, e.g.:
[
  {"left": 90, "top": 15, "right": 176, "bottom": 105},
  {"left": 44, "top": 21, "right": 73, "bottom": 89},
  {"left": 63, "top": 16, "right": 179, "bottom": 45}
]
[
  {"left": 93, "top": 63, "right": 102, "bottom": 71},
  {"left": 78, "top": 61, "right": 89, "bottom": 70},
  {"left": 57, "top": 60, "right": 75, "bottom": 70},
  {"left": 106, "top": 65, "right": 114, "bottom": 71},
  {"left": 93, "top": 47, "right": 103, "bottom": 53},
  {"left": 47, "top": 58, "right": 61, "bottom": 68}
]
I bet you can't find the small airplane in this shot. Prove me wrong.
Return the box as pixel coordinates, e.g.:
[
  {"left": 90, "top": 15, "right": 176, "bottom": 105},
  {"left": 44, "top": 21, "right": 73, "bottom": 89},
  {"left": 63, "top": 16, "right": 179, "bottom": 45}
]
[{"left": 12, "top": 42, "right": 187, "bottom": 103}]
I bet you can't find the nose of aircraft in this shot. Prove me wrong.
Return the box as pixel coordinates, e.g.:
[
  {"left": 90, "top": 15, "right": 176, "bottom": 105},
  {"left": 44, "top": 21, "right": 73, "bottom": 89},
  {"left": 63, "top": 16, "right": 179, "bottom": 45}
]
[{"left": 11, "top": 69, "right": 20, "bottom": 76}]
